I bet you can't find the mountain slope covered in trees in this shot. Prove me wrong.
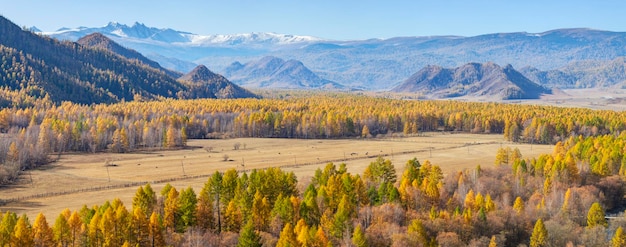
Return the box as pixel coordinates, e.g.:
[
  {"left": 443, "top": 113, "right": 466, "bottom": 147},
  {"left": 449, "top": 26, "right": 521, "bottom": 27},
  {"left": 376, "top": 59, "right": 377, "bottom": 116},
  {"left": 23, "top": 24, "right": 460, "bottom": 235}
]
[
  {"left": 76, "top": 32, "right": 183, "bottom": 79},
  {"left": 0, "top": 16, "right": 227, "bottom": 105},
  {"left": 178, "top": 65, "right": 257, "bottom": 99},
  {"left": 392, "top": 62, "right": 550, "bottom": 100},
  {"left": 0, "top": 16, "right": 183, "bottom": 104}
]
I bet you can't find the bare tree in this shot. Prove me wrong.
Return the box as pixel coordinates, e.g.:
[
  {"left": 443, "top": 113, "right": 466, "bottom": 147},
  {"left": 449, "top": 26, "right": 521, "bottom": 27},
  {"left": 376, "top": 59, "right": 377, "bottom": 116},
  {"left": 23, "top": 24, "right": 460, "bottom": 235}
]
[
  {"left": 233, "top": 142, "right": 241, "bottom": 150},
  {"left": 222, "top": 154, "right": 229, "bottom": 161}
]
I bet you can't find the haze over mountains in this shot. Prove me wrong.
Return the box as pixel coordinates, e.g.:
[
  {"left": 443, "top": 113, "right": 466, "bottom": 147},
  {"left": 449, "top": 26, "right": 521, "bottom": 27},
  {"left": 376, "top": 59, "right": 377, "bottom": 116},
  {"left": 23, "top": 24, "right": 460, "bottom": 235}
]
[
  {"left": 223, "top": 56, "right": 344, "bottom": 89},
  {"left": 42, "top": 22, "right": 626, "bottom": 92}
]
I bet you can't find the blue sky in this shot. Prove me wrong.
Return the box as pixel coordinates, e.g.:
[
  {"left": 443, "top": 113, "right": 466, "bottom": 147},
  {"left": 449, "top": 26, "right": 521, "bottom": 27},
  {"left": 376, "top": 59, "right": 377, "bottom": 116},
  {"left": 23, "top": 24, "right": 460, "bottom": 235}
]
[{"left": 3, "top": 0, "right": 625, "bottom": 40}]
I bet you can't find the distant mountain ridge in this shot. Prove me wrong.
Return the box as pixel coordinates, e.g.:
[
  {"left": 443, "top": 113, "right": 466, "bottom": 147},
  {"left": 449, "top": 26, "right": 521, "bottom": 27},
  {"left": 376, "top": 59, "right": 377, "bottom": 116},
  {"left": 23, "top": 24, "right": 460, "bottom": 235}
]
[
  {"left": 40, "top": 22, "right": 626, "bottom": 90},
  {"left": 223, "top": 56, "right": 344, "bottom": 89},
  {"left": 392, "top": 62, "right": 550, "bottom": 100},
  {"left": 520, "top": 57, "right": 626, "bottom": 89}
]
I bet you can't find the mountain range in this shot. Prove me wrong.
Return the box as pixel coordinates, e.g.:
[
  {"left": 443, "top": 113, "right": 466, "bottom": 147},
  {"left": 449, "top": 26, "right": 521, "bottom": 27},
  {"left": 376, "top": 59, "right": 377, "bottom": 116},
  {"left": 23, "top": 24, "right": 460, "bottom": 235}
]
[
  {"left": 0, "top": 16, "right": 256, "bottom": 104},
  {"left": 41, "top": 23, "right": 626, "bottom": 90}
]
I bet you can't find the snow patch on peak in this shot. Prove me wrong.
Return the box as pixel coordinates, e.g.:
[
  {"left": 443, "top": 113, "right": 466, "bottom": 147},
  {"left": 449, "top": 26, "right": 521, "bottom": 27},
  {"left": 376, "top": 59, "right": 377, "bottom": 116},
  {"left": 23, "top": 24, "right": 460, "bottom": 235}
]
[{"left": 184, "top": 32, "right": 322, "bottom": 46}]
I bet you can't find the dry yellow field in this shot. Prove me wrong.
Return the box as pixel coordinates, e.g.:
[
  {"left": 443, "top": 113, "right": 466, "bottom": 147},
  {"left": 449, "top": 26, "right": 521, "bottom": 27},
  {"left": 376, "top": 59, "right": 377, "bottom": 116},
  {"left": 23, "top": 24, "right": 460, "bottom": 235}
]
[{"left": 0, "top": 133, "right": 553, "bottom": 219}]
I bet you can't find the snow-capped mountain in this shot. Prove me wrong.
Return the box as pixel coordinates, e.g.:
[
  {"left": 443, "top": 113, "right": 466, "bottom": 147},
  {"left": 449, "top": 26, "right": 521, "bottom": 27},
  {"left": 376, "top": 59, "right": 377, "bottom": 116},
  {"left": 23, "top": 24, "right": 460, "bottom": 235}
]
[{"left": 42, "top": 22, "right": 323, "bottom": 46}]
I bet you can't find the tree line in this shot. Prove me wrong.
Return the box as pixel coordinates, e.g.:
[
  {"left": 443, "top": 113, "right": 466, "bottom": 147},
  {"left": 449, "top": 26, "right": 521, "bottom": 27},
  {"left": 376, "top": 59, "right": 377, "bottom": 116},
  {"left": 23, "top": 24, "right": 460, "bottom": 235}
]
[{"left": 2, "top": 94, "right": 626, "bottom": 184}]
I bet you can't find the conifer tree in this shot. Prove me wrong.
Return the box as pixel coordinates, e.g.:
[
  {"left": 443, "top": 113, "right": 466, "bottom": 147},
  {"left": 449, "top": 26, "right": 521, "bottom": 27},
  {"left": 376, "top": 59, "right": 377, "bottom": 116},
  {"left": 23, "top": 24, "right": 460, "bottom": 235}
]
[
  {"left": 612, "top": 226, "right": 626, "bottom": 247},
  {"left": 12, "top": 214, "right": 33, "bottom": 247},
  {"left": 529, "top": 218, "right": 547, "bottom": 247},
  {"left": 587, "top": 202, "right": 607, "bottom": 228},
  {"left": 99, "top": 208, "right": 115, "bottom": 247},
  {"left": 0, "top": 211, "right": 17, "bottom": 246},
  {"left": 237, "top": 220, "right": 262, "bottom": 247},
  {"left": 53, "top": 213, "right": 70, "bottom": 246},
  {"left": 130, "top": 208, "right": 149, "bottom": 246},
  {"left": 513, "top": 196, "right": 525, "bottom": 214},
  {"left": 195, "top": 182, "right": 215, "bottom": 231},
  {"left": 352, "top": 224, "right": 367, "bottom": 247},
  {"left": 87, "top": 213, "right": 102, "bottom": 247},
  {"left": 489, "top": 235, "right": 498, "bottom": 247},
  {"left": 178, "top": 186, "right": 197, "bottom": 232},
  {"left": 251, "top": 190, "right": 271, "bottom": 232},
  {"left": 68, "top": 211, "right": 83, "bottom": 246},
  {"left": 148, "top": 212, "right": 165, "bottom": 247},
  {"left": 276, "top": 223, "right": 298, "bottom": 247},
  {"left": 224, "top": 200, "right": 243, "bottom": 232},
  {"left": 32, "top": 212, "right": 55, "bottom": 247},
  {"left": 163, "top": 187, "right": 180, "bottom": 233}
]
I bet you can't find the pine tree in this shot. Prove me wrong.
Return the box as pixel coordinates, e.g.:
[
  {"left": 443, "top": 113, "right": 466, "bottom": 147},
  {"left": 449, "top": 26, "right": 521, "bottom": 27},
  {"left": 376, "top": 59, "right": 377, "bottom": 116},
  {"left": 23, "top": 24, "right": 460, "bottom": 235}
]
[
  {"left": 132, "top": 186, "right": 150, "bottom": 217},
  {"left": 32, "top": 212, "right": 55, "bottom": 247},
  {"left": 130, "top": 208, "right": 149, "bottom": 246},
  {"left": 561, "top": 188, "right": 571, "bottom": 213},
  {"left": 612, "top": 226, "right": 626, "bottom": 247},
  {"left": 53, "top": 213, "right": 71, "bottom": 246},
  {"left": 0, "top": 211, "right": 17, "bottom": 246},
  {"left": 485, "top": 194, "right": 496, "bottom": 212},
  {"left": 148, "top": 212, "right": 165, "bottom": 247},
  {"left": 238, "top": 220, "right": 262, "bottom": 247},
  {"left": 163, "top": 187, "right": 180, "bottom": 233},
  {"left": 464, "top": 189, "right": 476, "bottom": 210},
  {"left": 352, "top": 224, "right": 367, "bottom": 247},
  {"left": 489, "top": 235, "right": 498, "bottom": 247},
  {"left": 12, "top": 214, "right": 33, "bottom": 247},
  {"left": 361, "top": 125, "right": 370, "bottom": 138},
  {"left": 68, "top": 211, "right": 83, "bottom": 247},
  {"left": 87, "top": 213, "right": 102, "bottom": 247},
  {"left": 196, "top": 182, "right": 215, "bottom": 231},
  {"left": 224, "top": 200, "right": 243, "bottom": 232},
  {"left": 313, "top": 226, "right": 329, "bottom": 247},
  {"left": 251, "top": 190, "right": 270, "bottom": 231},
  {"left": 178, "top": 187, "right": 197, "bottom": 232},
  {"left": 529, "top": 218, "right": 547, "bottom": 247},
  {"left": 276, "top": 223, "right": 298, "bottom": 247},
  {"left": 99, "top": 207, "right": 115, "bottom": 247},
  {"left": 587, "top": 202, "right": 607, "bottom": 228},
  {"left": 407, "top": 219, "right": 431, "bottom": 246},
  {"left": 513, "top": 196, "right": 525, "bottom": 214}
]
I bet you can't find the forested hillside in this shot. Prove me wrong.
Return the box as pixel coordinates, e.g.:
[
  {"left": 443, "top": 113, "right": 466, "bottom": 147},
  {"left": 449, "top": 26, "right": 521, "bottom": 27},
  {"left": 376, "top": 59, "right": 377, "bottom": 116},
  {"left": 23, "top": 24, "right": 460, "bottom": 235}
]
[
  {"left": 0, "top": 15, "right": 190, "bottom": 104},
  {"left": 0, "top": 16, "right": 251, "bottom": 105},
  {"left": 76, "top": 32, "right": 183, "bottom": 79},
  {"left": 178, "top": 65, "right": 258, "bottom": 99}
]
